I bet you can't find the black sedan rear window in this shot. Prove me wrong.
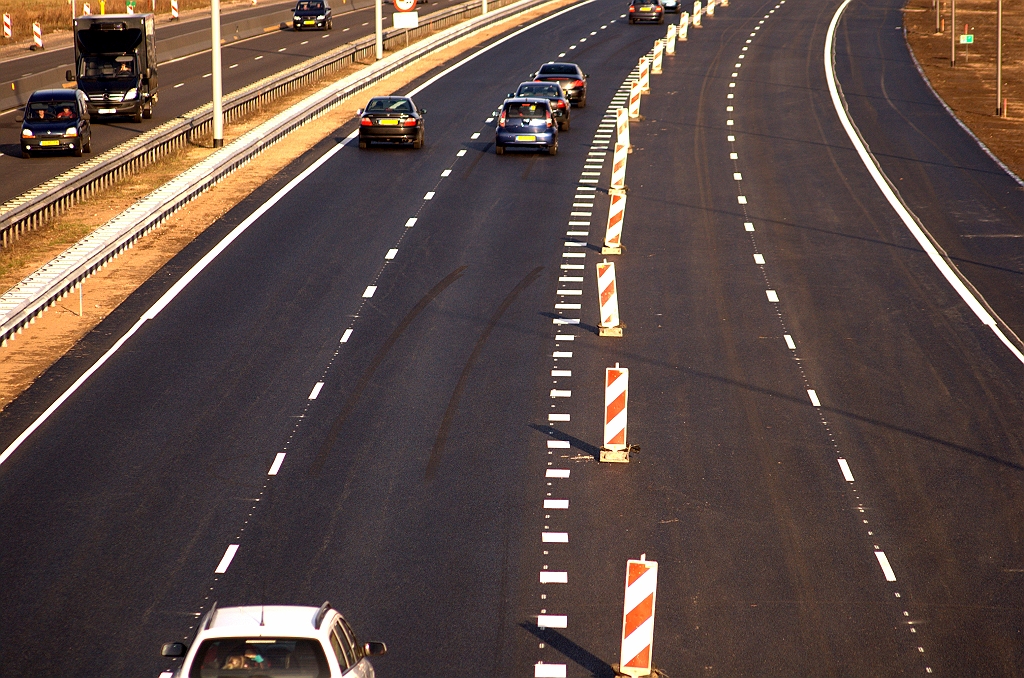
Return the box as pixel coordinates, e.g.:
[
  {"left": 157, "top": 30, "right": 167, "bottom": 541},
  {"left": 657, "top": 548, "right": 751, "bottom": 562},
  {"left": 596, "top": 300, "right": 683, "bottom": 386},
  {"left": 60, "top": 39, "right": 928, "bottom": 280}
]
[
  {"left": 537, "top": 64, "right": 578, "bottom": 76},
  {"left": 366, "top": 98, "right": 413, "bottom": 113},
  {"left": 518, "top": 84, "right": 561, "bottom": 97},
  {"left": 505, "top": 102, "right": 548, "bottom": 118}
]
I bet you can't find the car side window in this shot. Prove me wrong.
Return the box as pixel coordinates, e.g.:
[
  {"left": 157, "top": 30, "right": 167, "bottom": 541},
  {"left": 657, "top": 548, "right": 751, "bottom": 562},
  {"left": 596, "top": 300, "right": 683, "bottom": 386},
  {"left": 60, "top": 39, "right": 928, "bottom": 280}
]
[
  {"left": 330, "top": 629, "right": 352, "bottom": 671},
  {"left": 333, "top": 621, "right": 358, "bottom": 667},
  {"left": 340, "top": 618, "right": 364, "bottom": 661}
]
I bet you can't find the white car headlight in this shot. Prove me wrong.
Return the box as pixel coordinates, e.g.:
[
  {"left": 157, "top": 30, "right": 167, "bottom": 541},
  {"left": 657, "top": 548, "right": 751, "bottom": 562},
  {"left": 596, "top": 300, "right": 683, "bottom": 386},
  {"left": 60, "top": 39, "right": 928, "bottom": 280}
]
[
  {"left": 316, "top": 14, "right": 325, "bottom": 19},
  {"left": 124, "top": 88, "right": 138, "bottom": 100},
  {"left": 22, "top": 128, "right": 34, "bottom": 138},
  {"left": 294, "top": 14, "right": 301, "bottom": 19},
  {"left": 64, "top": 127, "right": 78, "bottom": 136}
]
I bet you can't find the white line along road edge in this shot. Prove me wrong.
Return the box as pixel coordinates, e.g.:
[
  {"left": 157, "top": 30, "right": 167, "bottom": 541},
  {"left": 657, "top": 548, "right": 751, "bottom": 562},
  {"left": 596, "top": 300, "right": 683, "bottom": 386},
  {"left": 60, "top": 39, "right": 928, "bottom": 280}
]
[
  {"left": 824, "top": 0, "right": 1024, "bottom": 368},
  {"left": 0, "top": 0, "right": 599, "bottom": 470}
]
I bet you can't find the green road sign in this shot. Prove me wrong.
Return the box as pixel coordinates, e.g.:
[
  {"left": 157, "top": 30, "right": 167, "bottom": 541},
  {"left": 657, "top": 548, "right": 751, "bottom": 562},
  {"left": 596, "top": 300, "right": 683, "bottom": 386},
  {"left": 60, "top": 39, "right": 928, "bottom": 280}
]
[{"left": 959, "top": 34, "right": 974, "bottom": 44}]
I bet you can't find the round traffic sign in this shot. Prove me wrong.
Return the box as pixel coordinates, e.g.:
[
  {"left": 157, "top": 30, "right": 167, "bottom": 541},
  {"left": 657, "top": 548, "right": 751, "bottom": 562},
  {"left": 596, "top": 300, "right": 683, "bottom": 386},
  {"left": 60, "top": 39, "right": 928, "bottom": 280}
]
[{"left": 395, "top": 0, "right": 416, "bottom": 11}]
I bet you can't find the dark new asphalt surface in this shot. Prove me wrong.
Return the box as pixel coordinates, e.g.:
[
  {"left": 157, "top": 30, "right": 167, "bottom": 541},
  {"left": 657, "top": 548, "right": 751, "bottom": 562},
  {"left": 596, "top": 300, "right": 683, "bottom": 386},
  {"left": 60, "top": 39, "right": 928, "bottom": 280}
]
[
  {"left": 1, "top": 0, "right": 1023, "bottom": 675},
  {"left": 0, "top": 0, "right": 464, "bottom": 203}
]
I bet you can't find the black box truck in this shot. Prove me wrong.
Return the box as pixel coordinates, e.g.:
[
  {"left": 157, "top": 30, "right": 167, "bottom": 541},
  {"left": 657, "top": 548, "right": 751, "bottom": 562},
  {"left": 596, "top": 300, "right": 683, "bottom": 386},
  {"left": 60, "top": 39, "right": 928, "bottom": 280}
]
[{"left": 67, "top": 13, "right": 158, "bottom": 122}]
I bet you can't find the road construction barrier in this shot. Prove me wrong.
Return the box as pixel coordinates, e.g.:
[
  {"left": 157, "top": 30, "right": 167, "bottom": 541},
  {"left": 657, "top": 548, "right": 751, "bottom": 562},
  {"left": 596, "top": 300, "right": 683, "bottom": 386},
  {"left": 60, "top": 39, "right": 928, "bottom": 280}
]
[
  {"left": 616, "top": 106, "right": 630, "bottom": 149},
  {"left": 126, "top": 3, "right": 134, "bottom": 13},
  {"left": 171, "top": 0, "right": 179, "bottom": 19},
  {"left": 665, "top": 24, "right": 676, "bottom": 54},
  {"left": 652, "top": 40, "right": 663, "bottom": 74},
  {"left": 3, "top": 14, "right": 11, "bottom": 40},
  {"left": 600, "top": 362, "right": 628, "bottom": 461},
  {"left": 721, "top": 0, "right": 728, "bottom": 7},
  {"left": 83, "top": 2, "right": 92, "bottom": 14},
  {"left": 693, "top": 1, "right": 701, "bottom": 27},
  {"left": 628, "top": 79, "right": 641, "bottom": 120},
  {"left": 603, "top": 189, "right": 626, "bottom": 255},
  {"left": 597, "top": 261, "right": 622, "bottom": 338},
  {"left": 32, "top": 22, "right": 42, "bottom": 49},
  {"left": 638, "top": 56, "right": 650, "bottom": 94},
  {"left": 610, "top": 141, "right": 628, "bottom": 191},
  {"left": 707, "top": 0, "right": 714, "bottom": 17},
  {"left": 679, "top": 11, "right": 688, "bottom": 39},
  {"left": 619, "top": 556, "right": 658, "bottom": 675}
]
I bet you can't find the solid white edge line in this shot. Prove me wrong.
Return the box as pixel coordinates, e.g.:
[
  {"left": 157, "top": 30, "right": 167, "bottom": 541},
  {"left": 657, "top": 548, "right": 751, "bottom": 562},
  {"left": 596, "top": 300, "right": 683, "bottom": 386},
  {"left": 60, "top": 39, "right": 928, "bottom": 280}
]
[
  {"left": 268, "top": 452, "right": 286, "bottom": 475},
  {"left": 0, "top": 138, "right": 351, "bottom": 470},
  {"left": 824, "top": 0, "right": 1024, "bottom": 367},
  {"left": 215, "top": 544, "right": 239, "bottom": 573}
]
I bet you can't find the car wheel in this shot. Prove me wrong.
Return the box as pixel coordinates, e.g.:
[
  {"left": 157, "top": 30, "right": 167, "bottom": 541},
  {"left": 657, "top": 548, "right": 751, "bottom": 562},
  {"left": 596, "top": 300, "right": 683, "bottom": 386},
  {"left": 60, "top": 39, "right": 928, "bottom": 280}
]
[
  {"left": 73, "top": 143, "right": 83, "bottom": 157},
  {"left": 84, "top": 138, "right": 92, "bottom": 153},
  {"left": 21, "top": 149, "right": 30, "bottom": 159},
  {"left": 578, "top": 97, "right": 586, "bottom": 109},
  {"left": 413, "top": 131, "right": 423, "bottom": 149},
  {"left": 327, "top": 19, "right": 333, "bottom": 29},
  {"left": 359, "top": 139, "right": 368, "bottom": 149},
  {"left": 548, "top": 142, "right": 558, "bottom": 156},
  {"left": 143, "top": 104, "right": 152, "bottom": 119},
  {"left": 560, "top": 119, "right": 569, "bottom": 132},
  {"left": 658, "top": 16, "right": 664, "bottom": 23},
  {"left": 495, "top": 145, "right": 504, "bottom": 155},
  {"left": 132, "top": 108, "right": 143, "bottom": 123}
]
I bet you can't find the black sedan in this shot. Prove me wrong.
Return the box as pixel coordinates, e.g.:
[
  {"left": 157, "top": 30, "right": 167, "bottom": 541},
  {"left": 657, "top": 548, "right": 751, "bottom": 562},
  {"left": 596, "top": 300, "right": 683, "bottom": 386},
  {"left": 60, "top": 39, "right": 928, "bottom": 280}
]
[
  {"left": 18, "top": 89, "right": 92, "bottom": 158},
  {"left": 510, "top": 81, "right": 571, "bottom": 131},
  {"left": 293, "top": 0, "right": 332, "bottom": 30},
  {"left": 358, "top": 96, "right": 425, "bottom": 149},
  {"left": 628, "top": 0, "right": 665, "bottom": 23},
  {"left": 532, "top": 62, "right": 588, "bottom": 108}
]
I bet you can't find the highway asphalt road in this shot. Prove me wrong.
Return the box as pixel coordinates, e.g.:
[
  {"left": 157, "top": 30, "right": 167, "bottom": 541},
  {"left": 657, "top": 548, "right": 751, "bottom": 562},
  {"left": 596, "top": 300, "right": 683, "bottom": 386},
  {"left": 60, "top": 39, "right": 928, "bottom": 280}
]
[
  {"left": 1, "top": 0, "right": 1023, "bottom": 675},
  {"left": 0, "top": 0, "right": 464, "bottom": 204}
]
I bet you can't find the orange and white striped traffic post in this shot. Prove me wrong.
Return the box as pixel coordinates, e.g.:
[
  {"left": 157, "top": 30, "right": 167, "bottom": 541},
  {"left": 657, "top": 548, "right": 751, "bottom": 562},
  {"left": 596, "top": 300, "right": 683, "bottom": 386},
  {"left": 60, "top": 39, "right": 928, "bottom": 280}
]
[
  {"left": 707, "top": 0, "right": 715, "bottom": 18},
  {"left": 83, "top": 2, "right": 92, "bottom": 14},
  {"left": 616, "top": 106, "right": 630, "bottom": 150},
  {"left": 679, "top": 11, "right": 688, "bottom": 40},
  {"left": 600, "top": 362, "right": 628, "bottom": 461},
  {"left": 602, "top": 190, "right": 626, "bottom": 255},
  {"left": 652, "top": 40, "right": 664, "bottom": 74},
  {"left": 666, "top": 24, "right": 676, "bottom": 55},
  {"left": 638, "top": 56, "right": 650, "bottom": 94},
  {"left": 619, "top": 555, "right": 658, "bottom": 675},
  {"left": 597, "top": 261, "right": 622, "bottom": 338},
  {"left": 693, "top": 1, "right": 702, "bottom": 27},
  {"left": 171, "top": 0, "right": 179, "bottom": 19},
  {"left": 721, "top": 0, "right": 728, "bottom": 7},
  {"left": 31, "top": 22, "right": 42, "bottom": 49},
  {"left": 610, "top": 142, "right": 628, "bottom": 191},
  {"left": 3, "top": 13, "right": 11, "bottom": 39},
  {"left": 628, "top": 79, "right": 642, "bottom": 120}
]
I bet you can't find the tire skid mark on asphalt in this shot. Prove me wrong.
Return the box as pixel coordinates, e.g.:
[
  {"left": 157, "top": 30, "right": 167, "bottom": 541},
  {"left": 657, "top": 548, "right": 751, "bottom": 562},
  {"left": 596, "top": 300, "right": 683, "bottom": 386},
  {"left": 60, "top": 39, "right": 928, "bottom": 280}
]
[{"left": 729, "top": 5, "right": 933, "bottom": 672}]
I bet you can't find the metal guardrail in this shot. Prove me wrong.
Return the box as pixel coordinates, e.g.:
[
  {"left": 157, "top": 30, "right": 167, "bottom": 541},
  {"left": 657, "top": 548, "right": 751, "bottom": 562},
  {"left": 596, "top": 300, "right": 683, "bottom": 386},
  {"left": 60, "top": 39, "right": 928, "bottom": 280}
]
[
  {"left": 0, "top": 0, "right": 520, "bottom": 249},
  {"left": 0, "top": 0, "right": 562, "bottom": 346}
]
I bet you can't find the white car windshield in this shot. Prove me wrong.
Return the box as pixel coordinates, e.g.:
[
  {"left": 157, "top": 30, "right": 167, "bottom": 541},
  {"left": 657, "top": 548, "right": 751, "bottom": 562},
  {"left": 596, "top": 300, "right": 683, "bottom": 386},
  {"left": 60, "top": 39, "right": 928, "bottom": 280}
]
[{"left": 189, "top": 638, "right": 330, "bottom": 677}]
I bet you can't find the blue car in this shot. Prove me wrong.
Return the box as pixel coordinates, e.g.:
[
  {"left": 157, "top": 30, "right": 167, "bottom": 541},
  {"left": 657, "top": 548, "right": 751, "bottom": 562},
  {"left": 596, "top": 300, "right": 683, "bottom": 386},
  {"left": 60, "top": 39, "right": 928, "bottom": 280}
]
[{"left": 495, "top": 98, "right": 558, "bottom": 156}]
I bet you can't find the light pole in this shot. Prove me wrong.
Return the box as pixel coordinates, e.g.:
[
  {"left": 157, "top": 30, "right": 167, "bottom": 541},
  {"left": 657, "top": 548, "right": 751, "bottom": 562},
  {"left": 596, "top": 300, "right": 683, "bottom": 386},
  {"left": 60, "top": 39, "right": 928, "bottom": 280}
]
[
  {"left": 375, "top": 0, "right": 383, "bottom": 60},
  {"left": 996, "top": 0, "right": 1002, "bottom": 115},
  {"left": 211, "top": 0, "right": 224, "bottom": 147},
  {"left": 949, "top": 0, "right": 956, "bottom": 66},
  {"left": 934, "top": 0, "right": 940, "bottom": 33}
]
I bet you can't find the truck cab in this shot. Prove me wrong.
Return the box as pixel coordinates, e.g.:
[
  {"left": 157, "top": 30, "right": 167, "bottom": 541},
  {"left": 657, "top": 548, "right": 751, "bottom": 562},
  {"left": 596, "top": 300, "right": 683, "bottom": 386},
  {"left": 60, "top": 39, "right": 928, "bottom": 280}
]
[{"left": 69, "top": 14, "right": 158, "bottom": 122}]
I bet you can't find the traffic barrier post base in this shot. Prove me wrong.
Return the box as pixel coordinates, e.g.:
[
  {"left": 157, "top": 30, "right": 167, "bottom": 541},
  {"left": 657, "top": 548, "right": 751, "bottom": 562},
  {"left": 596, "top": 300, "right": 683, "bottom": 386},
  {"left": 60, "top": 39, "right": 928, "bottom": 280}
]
[
  {"left": 599, "top": 325, "right": 623, "bottom": 337},
  {"left": 601, "top": 245, "right": 622, "bottom": 255},
  {"left": 600, "top": 446, "right": 629, "bottom": 462}
]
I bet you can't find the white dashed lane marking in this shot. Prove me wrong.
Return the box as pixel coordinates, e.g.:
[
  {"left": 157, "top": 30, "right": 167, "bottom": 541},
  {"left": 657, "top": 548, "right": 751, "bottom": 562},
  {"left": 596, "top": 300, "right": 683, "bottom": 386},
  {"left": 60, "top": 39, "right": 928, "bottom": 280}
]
[
  {"left": 341, "top": 329, "right": 353, "bottom": 343},
  {"left": 875, "top": 551, "right": 897, "bottom": 581},
  {"left": 308, "top": 382, "right": 324, "bottom": 399},
  {"left": 214, "top": 545, "right": 239, "bottom": 574},
  {"left": 544, "top": 499, "right": 569, "bottom": 509},
  {"left": 540, "top": 572, "right": 568, "bottom": 583},
  {"left": 838, "top": 458, "right": 855, "bottom": 481},
  {"left": 807, "top": 389, "right": 821, "bottom": 407},
  {"left": 362, "top": 286, "right": 377, "bottom": 298},
  {"left": 268, "top": 453, "right": 286, "bottom": 476},
  {"left": 385, "top": 248, "right": 398, "bottom": 260}
]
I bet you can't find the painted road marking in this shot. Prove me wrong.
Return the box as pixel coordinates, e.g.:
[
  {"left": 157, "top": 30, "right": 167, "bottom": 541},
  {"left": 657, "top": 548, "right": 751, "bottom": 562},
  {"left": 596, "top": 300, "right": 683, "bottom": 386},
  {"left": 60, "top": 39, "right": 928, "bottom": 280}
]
[
  {"left": 745, "top": 222, "right": 755, "bottom": 231},
  {"left": 808, "top": 389, "right": 821, "bottom": 406},
  {"left": 471, "top": 132, "right": 480, "bottom": 139},
  {"left": 548, "top": 414, "right": 570, "bottom": 422},
  {"left": 730, "top": 152, "right": 738, "bottom": 159},
  {"left": 546, "top": 469, "right": 570, "bottom": 478},
  {"left": 385, "top": 248, "right": 398, "bottom": 259},
  {"left": 557, "top": 289, "right": 583, "bottom": 295},
  {"left": 555, "top": 334, "right": 575, "bottom": 340},
  {"left": 174, "top": 82, "right": 185, "bottom": 88},
  {"left": 547, "top": 440, "right": 570, "bottom": 448},
  {"left": 728, "top": 135, "right": 735, "bottom": 141},
  {"left": 737, "top": 195, "right": 747, "bottom": 204},
  {"left": 255, "top": 55, "right": 264, "bottom": 59},
  {"left": 784, "top": 334, "right": 796, "bottom": 349},
  {"left": 424, "top": 192, "right": 435, "bottom": 200},
  {"left": 535, "top": 664, "right": 566, "bottom": 678},
  {"left": 734, "top": 172, "right": 743, "bottom": 180},
  {"left": 551, "top": 369, "right": 572, "bottom": 376},
  {"left": 405, "top": 217, "right": 417, "bottom": 227},
  {"left": 754, "top": 254, "right": 765, "bottom": 264},
  {"left": 229, "top": 63, "right": 238, "bottom": 69},
  {"left": 553, "top": 351, "right": 573, "bottom": 357},
  {"left": 766, "top": 290, "right": 779, "bottom": 302},
  {"left": 268, "top": 453, "right": 286, "bottom": 475},
  {"left": 457, "top": 149, "right": 467, "bottom": 156},
  {"left": 540, "top": 571, "right": 568, "bottom": 583},
  {"left": 566, "top": 230, "right": 589, "bottom": 236},
  {"left": 215, "top": 545, "right": 239, "bottom": 573},
  {"left": 362, "top": 286, "right": 377, "bottom": 298},
  {"left": 309, "top": 382, "right": 324, "bottom": 399},
  {"left": 441, "top": 169, "right": 452, "bottom": 176},
  {"left": 875, "top": 551, "right": 897, "bottom": 581},
  {"left": 559, "top": 277, "right": 583, "bottom": 282},
  {"left": 550, "top": 390, "right": 572, "bottom": 397},
  {"left": 838, "top": 458, "right": 855, "bottom": 481},
  {"left": 537, "top": 615, "right": 568, "bottom": 628},
  {"left": 341, "top": 329, "right": 353, "bottom": 343},
  {"left": 544, "top": 499, "right": 569, "bottom": 509},
  {"left": 543, "top": 532, "right": 569, "bottom": 542}
]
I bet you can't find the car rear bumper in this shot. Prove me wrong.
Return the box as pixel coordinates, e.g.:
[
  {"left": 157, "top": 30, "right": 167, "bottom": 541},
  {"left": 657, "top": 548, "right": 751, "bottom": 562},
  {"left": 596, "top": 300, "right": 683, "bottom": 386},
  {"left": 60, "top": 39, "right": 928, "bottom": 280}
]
[
  {"left": 495, "top": 129, "right": 557, "bottom": 148},
  {"left": 630, "top": 12, "right": 663, "bottom": 20},
  {"left": 360, "top": 127, "right": 420, "bottom": 142}
]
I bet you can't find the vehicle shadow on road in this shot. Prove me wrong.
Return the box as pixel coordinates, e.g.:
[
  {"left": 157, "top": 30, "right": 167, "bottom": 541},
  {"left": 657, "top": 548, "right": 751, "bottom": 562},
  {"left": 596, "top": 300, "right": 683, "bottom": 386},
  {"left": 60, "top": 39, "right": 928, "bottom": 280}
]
[{"left": 520, "top": 621, "right": 616, "bottom": 678}]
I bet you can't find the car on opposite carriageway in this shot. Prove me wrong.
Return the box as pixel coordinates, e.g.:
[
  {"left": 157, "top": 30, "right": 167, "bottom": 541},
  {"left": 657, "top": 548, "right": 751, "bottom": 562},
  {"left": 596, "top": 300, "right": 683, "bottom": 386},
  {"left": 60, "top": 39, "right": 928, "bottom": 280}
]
[
  {"left": 531, "top": 62, "right": 588, "bottom": 108},
  {"left": 19, "top": 89, "right": 92, "bottom": 158},
  {"left": 159, "top": 602, "right": 387, "bottom": 677},
  {"left": 293, "top": 0, "right": 333, "bottom": 30},
  {"left": 509, "top": 81, "right": 571, "bottom": 131}
]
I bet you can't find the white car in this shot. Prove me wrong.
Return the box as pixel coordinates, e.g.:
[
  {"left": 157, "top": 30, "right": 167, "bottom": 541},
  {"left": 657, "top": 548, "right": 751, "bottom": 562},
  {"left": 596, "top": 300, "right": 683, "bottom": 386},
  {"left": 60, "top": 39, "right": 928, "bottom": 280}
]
[{"left": 159, "top": 602, "right": 386, "bottom": 678}]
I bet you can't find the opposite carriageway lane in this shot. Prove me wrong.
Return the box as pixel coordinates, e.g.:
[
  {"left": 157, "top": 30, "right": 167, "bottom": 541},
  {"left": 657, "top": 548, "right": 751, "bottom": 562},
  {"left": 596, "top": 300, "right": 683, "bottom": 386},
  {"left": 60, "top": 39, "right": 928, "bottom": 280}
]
[{"left": 0, "top": 0, "right": 466, "bottom": 205}]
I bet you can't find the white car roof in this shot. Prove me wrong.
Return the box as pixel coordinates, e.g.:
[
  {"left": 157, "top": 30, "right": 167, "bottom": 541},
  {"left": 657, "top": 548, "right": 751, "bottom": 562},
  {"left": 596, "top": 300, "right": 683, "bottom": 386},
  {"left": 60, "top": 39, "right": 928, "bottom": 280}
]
[{"left": 203, "top": 605, "right": 327, "bottom": 638}]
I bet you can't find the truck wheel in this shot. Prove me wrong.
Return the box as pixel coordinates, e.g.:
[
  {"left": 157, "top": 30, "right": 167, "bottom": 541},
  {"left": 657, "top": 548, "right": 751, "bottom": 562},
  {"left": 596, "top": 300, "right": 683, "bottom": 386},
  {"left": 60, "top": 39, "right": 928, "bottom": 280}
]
[{"left": 84, "top": 137, "right": 92, "bottom": 153}]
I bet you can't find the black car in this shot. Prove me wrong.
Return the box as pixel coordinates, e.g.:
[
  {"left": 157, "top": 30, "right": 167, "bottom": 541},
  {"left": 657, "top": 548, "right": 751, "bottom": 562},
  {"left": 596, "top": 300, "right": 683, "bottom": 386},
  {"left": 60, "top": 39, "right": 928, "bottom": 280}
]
[
  {"left": 293, "top": 0, "right": 332, "bottom": 30},
  {"left": 510, "top": 81, "right": 570, "bottom": 131},
  {"left": 532, "top": 62, "right": 588, "bottom": 108},
  {"left": 18, "top": 89, "right": 92, "bottom": 158},
  {"left": 628, "top": 0, "right": 665, "bottom": 23},
  {"left": 358, "top": 96, "right": 425, "bottom": 149}
]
